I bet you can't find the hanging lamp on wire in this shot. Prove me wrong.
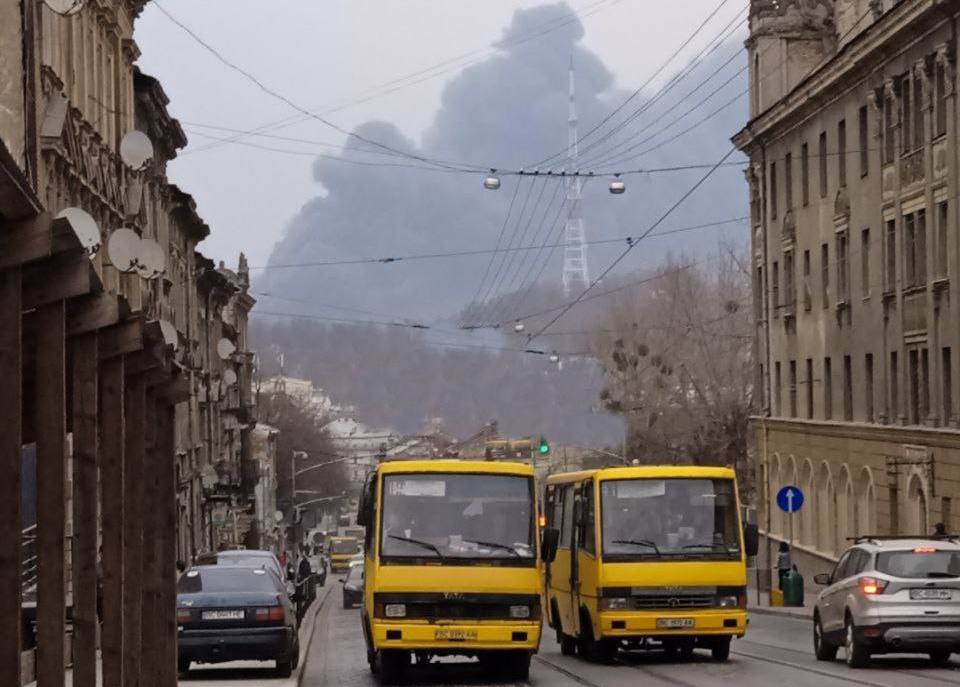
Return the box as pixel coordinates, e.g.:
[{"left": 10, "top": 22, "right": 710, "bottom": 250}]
[{"left": 483, "top": 169, "right": 501, "bottom": 190}]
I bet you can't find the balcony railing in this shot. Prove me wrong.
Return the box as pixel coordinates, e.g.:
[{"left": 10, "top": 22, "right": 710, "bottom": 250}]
[{"left": 901, "top": 148, "right": 925, "bottom": 187}]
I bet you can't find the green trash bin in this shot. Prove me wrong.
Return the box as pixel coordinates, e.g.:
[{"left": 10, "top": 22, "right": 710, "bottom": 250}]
[{"left": 783, "top": 568, "right": 804, "bottom": 607}]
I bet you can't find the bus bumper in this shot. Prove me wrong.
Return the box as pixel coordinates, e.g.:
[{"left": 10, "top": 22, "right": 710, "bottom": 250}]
[
  {"left": 371, "top": 621, "right": 541, "bottom": 652},
  {"left": 598, "top": 609, "right": 747, "bottom": 638}
]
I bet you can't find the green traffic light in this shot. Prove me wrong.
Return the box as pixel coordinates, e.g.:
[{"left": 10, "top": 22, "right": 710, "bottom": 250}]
[{"left": 538, "top": 438, "right": 549, "bottom": 455}]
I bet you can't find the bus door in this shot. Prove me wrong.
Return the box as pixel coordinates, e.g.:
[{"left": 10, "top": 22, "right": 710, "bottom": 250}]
[
  {"left": 553, "top": 483, "right": 577, "bottom": 634},
  {"left": 568, "top": 483, "right": 583, "bottom": 636},
  {"left": 575, "top": 479, "right": 599, "bottom": 635}
]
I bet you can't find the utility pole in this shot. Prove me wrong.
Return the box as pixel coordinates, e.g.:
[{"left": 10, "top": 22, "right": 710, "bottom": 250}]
[{"left": 562, "top": 56, "right": 590, "bottom": 296}]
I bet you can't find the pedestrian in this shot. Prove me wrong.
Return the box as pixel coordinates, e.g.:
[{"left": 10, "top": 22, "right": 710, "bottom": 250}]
[
  {"left": 776, "top": 541, "right": 792, "bottom": 591},
  {"left": 933, "top": 522, "right": 948, "bottom": 538}
]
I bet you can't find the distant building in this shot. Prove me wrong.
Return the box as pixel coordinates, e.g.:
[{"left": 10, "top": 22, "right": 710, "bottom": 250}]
[{"left": 734, "top": 0, "right": 960, "bottom": 579}]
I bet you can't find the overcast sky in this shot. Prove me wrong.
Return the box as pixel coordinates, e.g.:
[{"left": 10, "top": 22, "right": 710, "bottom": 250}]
[{"left": 135, "top": 1, "right": 748, "bottom": 272}]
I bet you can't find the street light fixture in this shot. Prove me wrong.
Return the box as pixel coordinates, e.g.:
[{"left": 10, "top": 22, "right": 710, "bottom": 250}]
[
  {"left": 609, "top": 174, "right": 626, "bottom": 195},
  {"left": 483, "top": 169, "right": 501, "bottom": 190}
]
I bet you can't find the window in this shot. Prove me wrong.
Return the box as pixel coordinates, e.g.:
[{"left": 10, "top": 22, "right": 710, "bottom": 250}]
[
  {"left": 772, "top": 260, "right": 780, "bottom": 317},
  {"left": 936, "top": 61, "right": 947, "bottom": 138},
  {"left": 844, "top": 355, "right": 853, "bottom": 421},
  {"left": 803, "top": 249, "right": 812, "bottom": 311},
  {"left": 560, "top": 485, "right": 575, "bottom": 549},
  {"left": 904, "top": 209, "right": 927, "bottom": 287},
  {"left": 838, "top": 119, "right": 847, "bottom": 187},
  {"left": 801, "top": 142, "right": 810, "bottom": 206},
  {"left": 936, "top": 201, "right": 948, "bottom": 278},
  {"left": 909, "top": 348, "right": 929, "bottom": 424},
  {"left": 866, "top": 353, "right": 875, "bottom": 422},
  {"left": 770, "top": 161, "right": 778, "bottom": 220},
  {"left": 922, "top": 347, "right": 930, "bottom": 421},
  {"left": 891, "top": 351, "right": 899, "bottom": 421},
  {"left": 819, "top": 131, "right": 828, "bottom": 197},
  {"left": 914, "top": 71, "right": 924, "bottom": 151},
  {"left": 943, "top": 347, "right": 953, "bottom": 423},
  {"left": 775, "top": 361, "right": 782, "bottom": 416},
  {"left": 789, "top": 360, "right": 797, "bottom": 417},
  {"left": 784, "top": 152, "right": 793, "bottom": 208},
  {"left": 821, "top": 243, "right": 830, "bottom": 309},
  {"left": 580, "top": 481, "right": 596, "bottom": 555},
  {"left": 885, "top": 219, "right": 897, "bottom": 292},
  {"left": 755, "top": 265, "right": 764, "bottom": 320},
  {"left": 824, "top": 357, "right": 833, "bottom": 420},
  {"left": 837, "top": 232, "right": 849, "bottom": 302},
  {"left": 806, "top": 358, "right": 814, "bottom": 419},
  {"left": 883, "top": 92, "right": 896, "bottom": 164},
  {"left": 902, "top": 76, "right": 912, "bottom": 155},
  {"left": 861, "top": 228, "right": 871, "bottom": 297},
  {"left": 784, "top": 250, "right": 795, "bottom": 308},
  {"left": 859, "top": 105, "right": 869, "bottom": 176}
]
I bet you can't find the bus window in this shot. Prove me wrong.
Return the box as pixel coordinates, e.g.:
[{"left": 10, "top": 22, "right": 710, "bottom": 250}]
[
  {"left": 560, "top": 486, "right": 575, "bottom": 550},
  {"left": 580, "top": 481, "right": 596, "bottom": 555}
]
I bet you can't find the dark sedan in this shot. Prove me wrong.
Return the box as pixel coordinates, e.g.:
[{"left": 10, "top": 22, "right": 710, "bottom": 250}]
[
  {"left": 341, "top": 563, "right": 363, "bottom": 609},
  {"left": 177, "top": 565, "right": 299, "bottom": 677}
]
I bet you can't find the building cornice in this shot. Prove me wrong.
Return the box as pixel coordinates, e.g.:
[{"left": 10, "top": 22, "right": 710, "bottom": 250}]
[{"left": 752, "top": 415, "right": 960, "bottom": 448}]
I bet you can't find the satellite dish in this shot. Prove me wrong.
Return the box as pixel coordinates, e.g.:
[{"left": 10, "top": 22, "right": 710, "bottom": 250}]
[
  {"left": 158, "top": 319, "right": 178, "bottom": 350},
  {"left": 216, "top": 338, "right": 236, "bottom": 360},
  {"left": 56, "top": 207, "right": 100, "bottom": 257},
  {"left": 107, "top": 228, "right": 140, "bottom": 273},
  {"left": 43, "top": 0, "right": 84, "bottom": 15},
  {"left": 137, "top": 238, "right": 166, "bottom": 279},
  {"left": 223, "top": 368, "right": 238, "bottom": 386},
  {"left": 120, "top": 130, "right": 154, "bottom": 170}
]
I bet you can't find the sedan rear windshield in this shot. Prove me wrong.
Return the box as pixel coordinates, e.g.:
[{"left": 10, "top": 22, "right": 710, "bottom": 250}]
[
  {"left": 177, "top": 568, "right": 279, "bottom": 594},
  {"left": 876, "top": 550, "right": 960, "bottom": 578},
  {"left": 216, "top": 553, "right": 275, "bottom": 569}
]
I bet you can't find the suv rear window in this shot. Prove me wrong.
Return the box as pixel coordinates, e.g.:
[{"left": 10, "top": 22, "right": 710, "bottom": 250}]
[
  {"left": 177, "top": 568, "right": 279, "bottom": 594},
  {"left": 876, "top": 550, "right": 960, "bottom": 578}
]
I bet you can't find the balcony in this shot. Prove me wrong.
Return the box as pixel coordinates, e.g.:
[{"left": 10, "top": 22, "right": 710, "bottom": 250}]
[{"left": 901, "top": 148, "right": 925, "bottom": 187}]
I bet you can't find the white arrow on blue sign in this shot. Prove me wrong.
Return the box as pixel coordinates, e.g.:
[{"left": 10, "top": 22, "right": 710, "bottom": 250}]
[{"left": 776, "top": 485, "right": 804, "bottom": 513}]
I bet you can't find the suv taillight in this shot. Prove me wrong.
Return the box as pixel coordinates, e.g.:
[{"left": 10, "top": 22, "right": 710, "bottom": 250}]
[
  {"left": 859, "top": 576, "right": 888, "bottom": 596},
  {"left": 255, "top": 606, "right": 285, "bottom": 622}
]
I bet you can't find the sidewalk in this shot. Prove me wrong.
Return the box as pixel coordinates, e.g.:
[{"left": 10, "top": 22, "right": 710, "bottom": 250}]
[{"left": 747, "top": 587, "right": 814, "bottom": 619}]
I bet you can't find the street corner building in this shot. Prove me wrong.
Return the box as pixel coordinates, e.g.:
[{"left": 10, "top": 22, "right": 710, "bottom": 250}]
[
  {"left": 734, "top": 0, "right": 960, "bottom": 586},
  {"left": 0, "top": 2, "right": 261, "bottom": 686}
]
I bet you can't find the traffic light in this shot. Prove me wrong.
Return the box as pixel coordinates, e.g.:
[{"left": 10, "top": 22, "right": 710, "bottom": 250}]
[{"left": 537, "top": 437, "right": 550, "bottom": 456}]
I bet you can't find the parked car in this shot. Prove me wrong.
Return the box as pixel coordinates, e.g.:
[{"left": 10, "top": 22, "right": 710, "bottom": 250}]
[
  {"left": 177, "top": 565, "right": 299, "bottom": 677},
  {"left": 341, "top": 564, "right": 363, "bottom": 609},
  {"left": 348, "top": 552, "right": 364, "bottom": 568},
  {"left": 813, "top": 537, "right": 960, "bottom": 668},
  {"left": 195, "top": 549, "right": 285, "bottom": 583}
]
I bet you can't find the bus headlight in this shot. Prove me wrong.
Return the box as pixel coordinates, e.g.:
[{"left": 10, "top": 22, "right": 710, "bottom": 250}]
[
  {"left": 509, "top": 605, "right": 531, "bottom": 619},
  {"left": 384, "top": 604, "right": 407, "bottom": 618},
  {"left": 599, "top": 597, "right": 630, "bottom": 611},
  {"left": 716, "top": 595, "right": 739, "bottom": 608}
]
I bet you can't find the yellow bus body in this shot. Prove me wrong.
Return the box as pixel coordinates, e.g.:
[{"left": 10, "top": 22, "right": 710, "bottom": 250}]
[
  {"left": 360, "top": 460, "right": 542, "bottom": 679},
  {"left": 543, "top": 466, "right": 750, "bottom": 660},
  {"left": 327, "top": 536, "right": 358, "bottom": 572}
]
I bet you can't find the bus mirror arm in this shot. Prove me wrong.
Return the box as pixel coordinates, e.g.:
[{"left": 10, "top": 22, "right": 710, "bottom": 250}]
[
  {"left": 541, "top": 528, "right": 560, "bottom": 563},
  {"left": 743, "top": 523, "right": 759, "bottom": 558}
]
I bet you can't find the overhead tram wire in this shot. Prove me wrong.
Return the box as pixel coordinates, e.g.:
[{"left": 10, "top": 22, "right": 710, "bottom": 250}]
[
  {"left": 528, "top": 0, "right": 741, "bottom": 170},
  {"left": 525, "top": 146, "right": 739, "bottom": 344},
  {"left": 179, "top": 0, "right": 627, "bottom": 157}
]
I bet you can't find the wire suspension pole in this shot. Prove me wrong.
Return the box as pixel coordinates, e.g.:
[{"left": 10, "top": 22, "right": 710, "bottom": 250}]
[{"left": 562, "top": 58, "right": 590, "bottom": 297}]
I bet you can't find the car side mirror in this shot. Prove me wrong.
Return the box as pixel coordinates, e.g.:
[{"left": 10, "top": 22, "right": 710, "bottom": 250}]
[
  {"left": 813, "top": 573, "right": 831, "bottom": 586},
  {"left": 541, "top": 527, "right": 560, "bottom": 563},
  {"left": 743, "top": 524, "right": 759, "bottom": 558}
]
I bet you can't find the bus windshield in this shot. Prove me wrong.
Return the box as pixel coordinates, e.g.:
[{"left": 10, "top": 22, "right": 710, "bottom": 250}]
[
  {"left": 600, "top": 478, "right": 740, "bottom": 560},
  {"left": 380, "top": 473, "right": 534, "bottom": 563}
]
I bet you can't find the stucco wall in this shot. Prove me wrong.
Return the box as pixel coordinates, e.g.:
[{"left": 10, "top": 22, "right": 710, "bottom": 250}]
[{"left": 0, "top": 0, "right": 24, "bottom": 165}]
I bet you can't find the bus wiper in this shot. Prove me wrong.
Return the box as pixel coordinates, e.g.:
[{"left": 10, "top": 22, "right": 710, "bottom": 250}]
[
  {"left": 681, "top": 542, "right": 732, "bottom": 551},
  {"left": 612, "top": 539, "right": 661, "bottom": 555},
  {"left": 462, "top": 538, "right": 521, "bottom": 557},
  {"left": 388, "top": 534, "right": 445, "bottom": 560}
]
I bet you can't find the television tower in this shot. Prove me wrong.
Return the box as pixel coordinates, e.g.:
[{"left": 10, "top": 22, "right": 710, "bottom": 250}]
[{"left": 562, "top": 58, "right": 590, "bottom": 296}]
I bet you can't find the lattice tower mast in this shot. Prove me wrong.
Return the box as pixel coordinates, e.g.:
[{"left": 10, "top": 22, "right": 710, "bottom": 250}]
[{"left": 562, "top": 58, "right": 590, "bottom": 296}]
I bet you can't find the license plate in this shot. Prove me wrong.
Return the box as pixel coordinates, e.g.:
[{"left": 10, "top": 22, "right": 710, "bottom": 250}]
[
  {"left": 910, "top": 589, "right": 952, "bottom": 600},
  {"left": 201, "top": 610, "right": 244, "bottom": 620},
  {"left": 657, "top": 617, "right": 695, "bottom": 629},
  {"left": 434, "top": 629, "right": 478, "bottom": 641}
]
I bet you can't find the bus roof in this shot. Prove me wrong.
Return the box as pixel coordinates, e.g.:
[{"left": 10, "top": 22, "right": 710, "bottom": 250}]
[
  {"left": 546, "top": 465, "right": 736, "bottom": 485},
  {"left": 378, "top": 459, "right": 535, "bottom": 477}
]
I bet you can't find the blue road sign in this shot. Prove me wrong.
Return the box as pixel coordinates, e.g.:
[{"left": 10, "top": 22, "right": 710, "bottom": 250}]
[{"left": 776, "top": 486, "right": 804, "bottom": 513}]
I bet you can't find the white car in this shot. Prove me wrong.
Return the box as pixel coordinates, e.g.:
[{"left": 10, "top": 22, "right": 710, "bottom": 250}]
[{"left": 348, "top": 552, "right": 364, "bottom": 568}]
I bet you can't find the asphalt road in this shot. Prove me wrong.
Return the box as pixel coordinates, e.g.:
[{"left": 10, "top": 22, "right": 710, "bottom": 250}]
[{"left": 300, "top": 597, "right": 960, "bottom": 687}]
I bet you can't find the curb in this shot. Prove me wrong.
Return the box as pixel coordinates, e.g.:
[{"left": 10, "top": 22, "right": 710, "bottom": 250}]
[
  {"left": 749, "top": 605, "right": 812, "bottom": 620},
  {"left": 294, "top": 583, "right": 332, "bottom": 686}
]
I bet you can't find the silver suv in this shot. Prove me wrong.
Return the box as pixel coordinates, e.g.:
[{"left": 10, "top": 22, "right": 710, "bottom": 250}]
[{"left": 812, "top": 537, "right": 960, "bottom": 668}]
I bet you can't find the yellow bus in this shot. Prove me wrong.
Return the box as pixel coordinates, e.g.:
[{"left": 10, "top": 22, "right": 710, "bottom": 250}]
[
  {"left": 542, "top": 466, "right": 758, "bottom": 662},
  {"left": 357, "top": 459, "right": 542, "bottom": 683},
  {"left": 327, "top": 536, "right": 359, "bottom": 573}
]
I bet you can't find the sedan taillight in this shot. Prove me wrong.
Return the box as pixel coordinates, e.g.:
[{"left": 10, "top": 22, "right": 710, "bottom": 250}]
[
  {"left": 176, "top": 608, "right": 193, "bottom": 624},
  {"left": 254, "top": 606, "right": 285, "bottom": 622},
  {"left": 859, "top": 576, "right": 888, "bottom": 596}
]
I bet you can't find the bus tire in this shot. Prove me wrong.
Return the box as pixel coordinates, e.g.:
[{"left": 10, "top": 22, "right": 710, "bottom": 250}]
[
  {"left": 505, "top": 651, "right": 531, "bottom": 681},
  {"left": 558, "top": 630, "right": 577, "bottom": 656},
  {"left": 711, "top": 637, "right": 731, "bottom": 662},
  {"left": 379, "top": 650, "right": 407, "bottom": 684}
]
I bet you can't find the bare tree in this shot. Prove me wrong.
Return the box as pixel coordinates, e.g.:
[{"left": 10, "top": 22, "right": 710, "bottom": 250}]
[{"left": 593, "top": 245, "right": 754, "bottom": 490}]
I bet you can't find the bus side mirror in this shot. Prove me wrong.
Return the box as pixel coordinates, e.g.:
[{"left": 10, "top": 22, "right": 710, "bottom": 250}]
[
  {"left": 541, "top": 528, "right": 560, "bottom": 563},
  {"left": 743, "top": 523, "right": 759, "bottom": 557}
]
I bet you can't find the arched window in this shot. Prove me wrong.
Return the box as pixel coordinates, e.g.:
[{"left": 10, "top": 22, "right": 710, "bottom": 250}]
[
  {"left": 906, "top": 474, "right": 929, "bottom": 535},
  {"left": 799, "top": 458, "right": 815, "bottom": 546},
  {"left": 753, "top": 52, "right": 761, "bottom": 115},
  {"left": 817, "top": 463, "right": 837, "bottom": 554}
]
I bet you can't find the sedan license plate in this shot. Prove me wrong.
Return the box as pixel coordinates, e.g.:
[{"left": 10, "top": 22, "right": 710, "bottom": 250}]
[
  {"left": 435, "top": 629, "right": 478, "bottom": 641},
  {"left": 657, "top": 617, "right": 695, "bottom": 630},
  {"left": 910, "top": 589, "right": 952, "bottom": 601},
  {"left": 201, "top": 610, "right": 244, "bottom": 620}
]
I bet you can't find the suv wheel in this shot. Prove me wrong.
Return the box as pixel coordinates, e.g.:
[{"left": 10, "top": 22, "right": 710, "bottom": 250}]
[
  {"left": 844, "top": 616, "right": 869, "bottom": 668},
  {"left": 813, "top": 613, "right": 838, "bottom": 661}
]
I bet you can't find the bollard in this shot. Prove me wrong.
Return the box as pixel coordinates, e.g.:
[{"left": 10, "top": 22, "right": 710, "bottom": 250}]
[{"left": 783, "top": 568, "right": 805, "bottom": 607}]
